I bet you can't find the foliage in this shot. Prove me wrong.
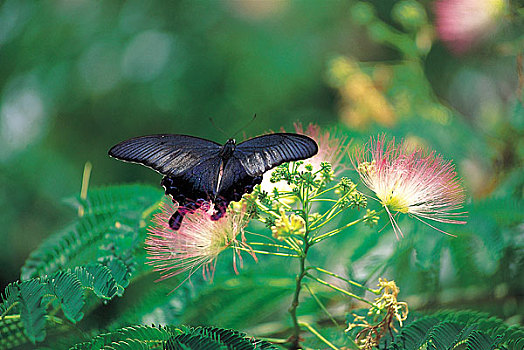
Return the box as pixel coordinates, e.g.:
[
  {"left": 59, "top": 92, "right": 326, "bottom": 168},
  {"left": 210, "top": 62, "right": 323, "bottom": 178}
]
[
  {"left": 70, "top": 325, "right": 278, "bottom": 350},
  {"left": 0, "top": 143, "right": 521, "bottom": 349},
  {"left": 1, "top": 185, "right": 162, "bottom": 349},
  {"left": 346, "top": 309, "right": 524, "bottom": 350},
  {"left": 1, "top": 259, "right": 130, "bottom": 347},
  {"left": 1, "top": 0, "right": 523, "bottom": 349}
]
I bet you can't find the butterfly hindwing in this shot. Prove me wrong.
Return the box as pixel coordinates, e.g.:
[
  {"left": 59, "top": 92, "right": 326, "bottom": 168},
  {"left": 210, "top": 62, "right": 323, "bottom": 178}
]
[
  {"left": 108, "top": 134, "right": 221, "bottom": 177},
  {"left": 174, "top": 156, "right": 222, "bottom": 199},
  {"left": 217, "top": 157, "right": 261, "bottom": 201},
  {"left": 234, "top": 133, "right": 319, "bottom": 176}
]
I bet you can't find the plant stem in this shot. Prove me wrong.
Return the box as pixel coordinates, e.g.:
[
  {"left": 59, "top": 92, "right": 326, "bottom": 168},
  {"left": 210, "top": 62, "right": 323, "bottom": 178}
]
[
  {"left": 235, "top": 246, "right": 299, "bottom": 257},
  {"left": 306, "top": 273, "right": 373, "bottom": 305},
  {"left": 304, "top": 283, "right": 339, "bottom": 327},
  {"left": 310, "top": 266, "right": 379, "bottom": 294},
  {"left": 299, "top": 322, "right": 340, "bottom": 350},
  {"left": 248, "top": 242, "right": 298, "bottom": 251},
  {"left": 288, "top": 243, "right": 309, "bottom": 350}
]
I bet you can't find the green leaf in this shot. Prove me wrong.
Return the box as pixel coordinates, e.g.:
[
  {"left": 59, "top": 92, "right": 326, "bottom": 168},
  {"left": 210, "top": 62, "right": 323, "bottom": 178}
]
[
  {"left": 379, "top": 310, "right": 524, "bottom": 350},
  {"left": 64, "top": 184, "right": 162, "bottom": 216},
  {"left": 21, "top": 214, "right": 116, "bottom": 280},
  {"left": 69, "top": 325, "right": 278, "bottom": 350},
  {"left": 104, "top": 339, "right": 152, "bottom": 350},
  {"left": 103, "top": 257, "right": 132, "bottom": 296},
  {"left": 421, "top": 321, "right": 463, "bottom": 349},
  {"left": 74, "top": 266, "right": 95, "bottom": 290},
  {"left": 85, "top": 263, "right": 119, "bottom": 300},
  {"left": 46, "top": 271, "right": 85, "bottom": 323},
  {"left": 22, "top": 185, "right": 162, "bottom": 281},
  {"left": 0, "top": 282, "right": 20, "bottom": 315},
  {"left": 18, "top": 279, "right": 46, "bottom": 343},
  {"left": 463, "top": 330, "right": 497, "bottom": 350},
  {"left": 0, "top": 316, "right": 28, "bottom": 350},
  {"left": 170, "top": 333, "right": 227, "bottom": 350}
]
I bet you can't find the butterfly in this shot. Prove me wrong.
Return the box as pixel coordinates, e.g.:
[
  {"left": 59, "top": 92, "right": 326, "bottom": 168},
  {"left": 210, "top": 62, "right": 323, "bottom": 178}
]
[{"left": 109, "top": 133, "right": 318, "bottom": 230}]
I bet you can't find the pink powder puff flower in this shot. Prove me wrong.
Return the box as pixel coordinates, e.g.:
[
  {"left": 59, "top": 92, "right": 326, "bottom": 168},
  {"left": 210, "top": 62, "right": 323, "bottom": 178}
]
[
  {"left": 353, "top": 135, "right": 466, "bottom": 238},
  {"left": 434, "top": 0, "right": 506, "bottom": 55},
  {"left": 293, "top": 122, "right": 350, "bottom": 176},
  {"left": 145, "top": 198, "right": 256, "bottom": 283},
  {"left": 260, "top": 123, "right": 350, "bottom": 193}
]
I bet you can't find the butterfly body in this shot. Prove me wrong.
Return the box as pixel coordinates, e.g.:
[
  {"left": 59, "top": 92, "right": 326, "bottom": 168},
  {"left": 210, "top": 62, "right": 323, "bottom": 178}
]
[{"left": 109, "top": 133, "right": 318, "bottom": 229}]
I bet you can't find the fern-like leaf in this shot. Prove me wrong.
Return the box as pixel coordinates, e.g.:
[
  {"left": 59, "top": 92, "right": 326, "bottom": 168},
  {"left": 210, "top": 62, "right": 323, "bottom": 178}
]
[
  {"left": 22, "top": 185, "right": 162, "bottom": 281},
  {"left": 46, "top": 271, "right": 85, "bottom": 323},
  {"left": 391, "top": 317, "right": 440, "bottom": 350},
  {"left": 85, "top": 263, "right": 119, "bottom": 300},
  {"left": 421, "top": 321, "right": 463, "bottom": 350},
  {"left": 0, "top": 316, "right": 28, "bottom": 349},
  {"left": 21, "top": 215, "right": 116, "bottom": 280},
  {"left": 105, "top": 339, "right": 153, "bottom": 350},
  {"left": 64, "top": 184, "right": 162, "bottom": 216},
  {"left": 18, "top": 279, "right": 47, "bottom": 343},
  {"left": 69, "top": 325, "right": 278, "bottom": 350},
  {"left": 463, "top": 330, "right": 498, "bottom": 350},
  {"left": 103, "top": 256, "right": 132, "bottom": 296},
  {"left": 380, "top": 310, "right": 524, "bottom": 350},
  {"left": 0, "top": 282, "right": 20, "bottom": 315},
  {"left": 169, "top": 333, "right": 226, "bottom": 350}
]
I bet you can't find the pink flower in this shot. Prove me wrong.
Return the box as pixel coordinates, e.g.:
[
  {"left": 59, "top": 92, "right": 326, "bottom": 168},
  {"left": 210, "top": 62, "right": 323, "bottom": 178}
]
[
  {"left": 353, "top": 136, "right": 466, "bottom": 238},
  {"left": 293, "top": 123, "right": 350, "bottom": 176},
  {"left": 145, "top": 198, "right": 255, "bottom": 282},
  {"left": 260, "top": 123, "right": 350, "bottom": 193},
  {"left": 434, "top": 0, "right": 506, "bottom": 55}
]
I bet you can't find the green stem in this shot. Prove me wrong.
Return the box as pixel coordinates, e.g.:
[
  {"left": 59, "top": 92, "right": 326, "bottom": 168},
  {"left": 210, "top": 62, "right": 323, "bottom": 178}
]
[
  {"left": 141, "top": 199, "right": 162, "bottom": 219},
  {"left": 309, "top": 266, "right": 379, "bottom": 294},
  {"left": 310, "top": 198, "right": 339, "bottom": 203},
  {"left": 304, "top": 283, "right": 339, "bottom": 328},
  {"left": 311, "top": 216, "right": 366, "bottom": 243},
  {"left": 0, "top": 314, "right": 65, "bottom": 326},
  {"left": 248, "top": 242, "right": 298, "bottom": 251},
  {"left": 309, "top": 184, "right": 338, "bottom": 199},
  {"left": 310, "top": 207, "right": 345, "bottom": 231},
  {"left": 255, "top": 202, "right": 281, "bottom": 219},
  {"left": 311, "top": 209, "right": 385, "bottom": 244},
  {"left": 310, "top": 189, "right": 353, "bottom": 228},
  {"left": 306, "top": 273, "right": 373, "bottom": 305},
  {"left": 299, "top": 322, "right": 340, "bottom": 350},
  {"left": 0, "top": 302, "right": 18, "bottom": 319},
  {"left": 234, "top": 247, "right": 299, "bottom": 258},
  {"left": 288, "top": 246, "right": 308, "bottom": 350},
  {"left": 284, "top": 237, "right": 303, "bottom": 252},
  {"left": 288, "top": 185, "right": 311, "bottom": 350}
]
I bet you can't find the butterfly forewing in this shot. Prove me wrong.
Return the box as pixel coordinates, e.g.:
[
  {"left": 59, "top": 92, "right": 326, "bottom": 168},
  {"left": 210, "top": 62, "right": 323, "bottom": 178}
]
[
  {"left": 234, "top": 133, "right": 318, "bottom": 176},
  {"left": 108, "top": 134, "right": 222, "bottom": 177}
]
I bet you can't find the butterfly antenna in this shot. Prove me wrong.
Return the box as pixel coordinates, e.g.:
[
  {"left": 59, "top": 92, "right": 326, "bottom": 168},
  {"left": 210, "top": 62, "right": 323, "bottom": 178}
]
[
  {"left": 231, "top": 114, "right": 257, "bottom": 139},
  {"left": 209, "top": 117, "right": 229, "bottom": 139}
]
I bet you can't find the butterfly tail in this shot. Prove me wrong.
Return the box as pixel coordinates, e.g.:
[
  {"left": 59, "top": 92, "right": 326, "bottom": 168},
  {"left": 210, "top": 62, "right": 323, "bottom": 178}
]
[
  {"left": 169, "top": 210, "right": 185, "bottom": 230},
  {"left": 211, "top": 198, "right": 229, "bottom": 221},
  {"left": 168, "top": 200, "right": 206, "bottom": 230}
]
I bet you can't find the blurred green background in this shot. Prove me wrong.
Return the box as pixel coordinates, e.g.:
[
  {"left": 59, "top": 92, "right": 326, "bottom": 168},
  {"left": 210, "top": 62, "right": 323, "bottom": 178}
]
[{"left": 1, "top": 0, "right": 522, "bottom": 318}]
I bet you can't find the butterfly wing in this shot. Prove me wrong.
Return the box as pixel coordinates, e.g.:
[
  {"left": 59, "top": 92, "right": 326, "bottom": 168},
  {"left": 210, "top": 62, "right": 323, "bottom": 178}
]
[
  {"left": 108, "top": 134, "right": 221, "bottom": 176},
  {"left": 217, "top": 157, "right": 257, "bottom": 200},
  {"left": 233, "top": 133, "right": 318, "bottom": 177},
  {"left": 215, "top": 133, "right": 317, "bottom": 199},
  {"left": 109, "top": 134, "right": 222, "bottom": 197}
]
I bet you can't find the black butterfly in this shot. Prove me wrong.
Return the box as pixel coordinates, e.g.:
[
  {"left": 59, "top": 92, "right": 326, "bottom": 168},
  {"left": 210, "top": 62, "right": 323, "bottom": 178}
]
[{"left": 109, "top": 133, "right": 318, "bottom": 230}]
